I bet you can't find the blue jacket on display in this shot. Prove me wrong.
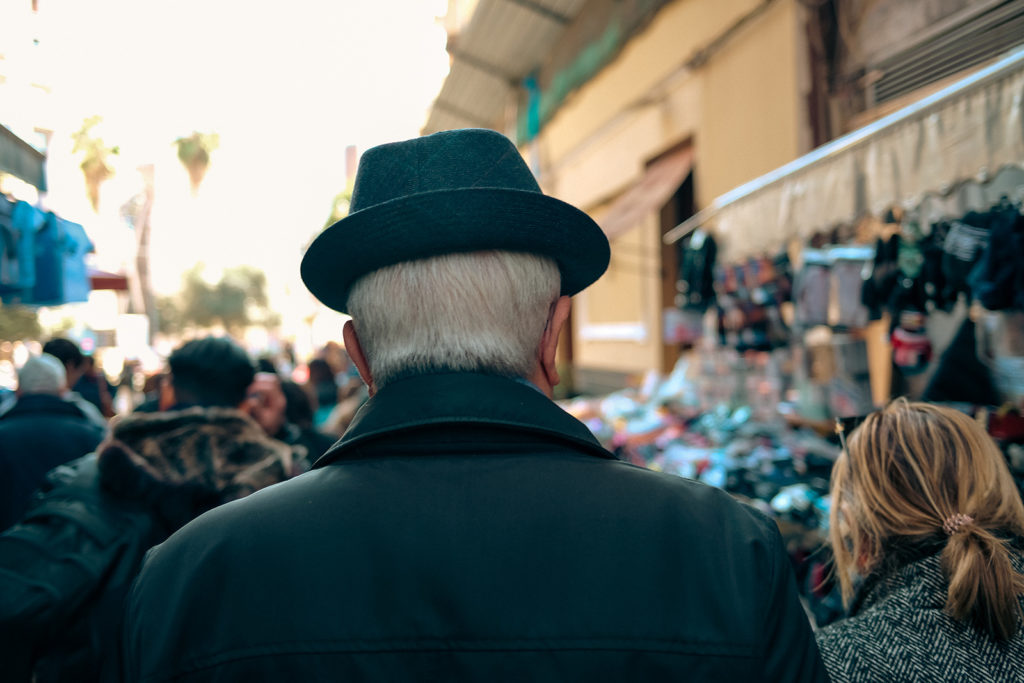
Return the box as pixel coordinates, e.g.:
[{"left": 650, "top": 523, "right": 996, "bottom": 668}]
[{"left": 0, "top": 200, "right": 44, "bottom": 299}]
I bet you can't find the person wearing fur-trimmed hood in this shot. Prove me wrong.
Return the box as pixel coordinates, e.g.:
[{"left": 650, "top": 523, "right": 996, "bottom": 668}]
[{"left": 0, "top": 336, "right": 294, "bottom": 683}]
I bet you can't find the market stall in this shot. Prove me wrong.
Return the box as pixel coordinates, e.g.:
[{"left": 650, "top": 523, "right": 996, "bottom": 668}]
[
  {"left": 663, "top": 44, "right": 1024, "bottom": 414},
  {"left": 613, "top": 46, "right": 1024, "bottom": 626}
]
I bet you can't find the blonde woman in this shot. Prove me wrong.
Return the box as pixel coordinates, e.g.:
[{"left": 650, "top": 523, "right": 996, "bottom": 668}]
[{"left": 817, "top": 399, "right": 1024, "bottom": 681}]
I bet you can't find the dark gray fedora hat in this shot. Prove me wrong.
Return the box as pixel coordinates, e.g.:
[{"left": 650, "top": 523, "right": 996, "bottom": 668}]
[{"left": 300, "top": 128, "right": 610, "bottom": 313}]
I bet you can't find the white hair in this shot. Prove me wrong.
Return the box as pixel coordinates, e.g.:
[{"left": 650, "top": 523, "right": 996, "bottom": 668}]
[
  {"left": 347, "top": 250, "right": 561, "bottom": 389},
  {"left": 18, "top": 353, "right": 67, "bottom": 395}
]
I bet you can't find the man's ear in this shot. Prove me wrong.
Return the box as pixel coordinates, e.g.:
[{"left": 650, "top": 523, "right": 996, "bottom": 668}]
[
  {"left": 535, "top": 296, "right": 572, "bottom": 395},
  {"left": 342, "top": 320, "right": 376, "bottom": 396},
  {"left": 158, "top": 374, "right": 176, "bottom": 411}
]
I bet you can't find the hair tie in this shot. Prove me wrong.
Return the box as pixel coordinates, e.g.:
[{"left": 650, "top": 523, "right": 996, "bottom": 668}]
[{"left": 942, "top": 513, "right": 974, "bottom": 536}]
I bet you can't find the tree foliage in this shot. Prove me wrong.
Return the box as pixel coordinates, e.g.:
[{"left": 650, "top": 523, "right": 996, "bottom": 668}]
[
  {"left": 174, "top": 131, "right": 219, "bottom": 195},
  {"left": 0, "top": 305, "right": 41, "bottom": 341},
  {"left": 157, "top": 264, "right": 278, "bottom": 336},
  {"left": 322, "top": 177, "right": 355, "bottom": 230},
  {"left": 71, "top": 115, "right": 119, "bottom": 211}
]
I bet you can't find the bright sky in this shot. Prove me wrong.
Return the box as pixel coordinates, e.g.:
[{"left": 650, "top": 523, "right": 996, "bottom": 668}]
[{"left": 11, "top": 0, "right": 452, "bottom": 306}]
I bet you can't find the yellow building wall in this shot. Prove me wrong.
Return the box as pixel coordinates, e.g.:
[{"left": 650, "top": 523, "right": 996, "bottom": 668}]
[
  {"left": 537, "top": 0, "right": 809, "bottom": 378},
  {"left": 572, "top": 211, "right": 664, "bottom": 373},
  {"left": 541, "top": 0, "right": 763, "bottom": 166},
  {"left": 696, "top": 0, "right": 808, "bottom": 205}
]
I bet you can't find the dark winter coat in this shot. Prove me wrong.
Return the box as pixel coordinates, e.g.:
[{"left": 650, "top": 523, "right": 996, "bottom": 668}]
[
  {"left": 816, "top": 547, "right": 1024, "bottom": 682},
  {"left": 124, "top": 372, "right": 828, "bottom": 682},
  {"left": 0, "top": 407, "right": 294, "bottom": 683},
  {"left": 0, "top": 393, "right": 107, "bottom": 531}
]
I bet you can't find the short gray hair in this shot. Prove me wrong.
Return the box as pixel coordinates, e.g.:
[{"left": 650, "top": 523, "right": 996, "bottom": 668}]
[
  {"left": 347, "top": 250, "right": 560, "bottom": 389},
  {"left": 18, "top": 353, "right": 67, "bottom": 395}
]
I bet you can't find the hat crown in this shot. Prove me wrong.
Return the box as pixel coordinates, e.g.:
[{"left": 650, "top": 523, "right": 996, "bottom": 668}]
[{"left": 350, "top": 129, "right": 541, "bottom": 213}]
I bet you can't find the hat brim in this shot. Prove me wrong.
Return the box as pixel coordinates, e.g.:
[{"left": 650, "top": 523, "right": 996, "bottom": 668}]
[{"left": 301, "top": 188, "right": 611, "bottom": 313}]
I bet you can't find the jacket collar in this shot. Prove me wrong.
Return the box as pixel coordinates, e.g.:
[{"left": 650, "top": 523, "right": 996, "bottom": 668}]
[
  {"left": 852, "top": 538, "right": 1024, "bottom": 617},
  {"left": 314, "top": 372, "right": 613, "bottom": 467},
  {"left": 1, "top": 393, "right": 91, "bottom": 420}
]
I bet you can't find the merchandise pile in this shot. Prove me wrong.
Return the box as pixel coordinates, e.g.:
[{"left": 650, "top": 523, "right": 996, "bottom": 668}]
[
  {"left": 561, "top": 353, "right": 840, "bottom": 536},
  {"left": 562, "top": 351, "right": 848, "bottom": 626}
]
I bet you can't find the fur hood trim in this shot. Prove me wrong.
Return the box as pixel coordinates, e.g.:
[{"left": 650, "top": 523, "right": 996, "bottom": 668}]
[{"left": 97, "top": 407, "right": 292, "bottom": 532}]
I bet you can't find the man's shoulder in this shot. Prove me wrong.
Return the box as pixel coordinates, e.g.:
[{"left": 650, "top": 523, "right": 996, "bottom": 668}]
[
  {"left": 148, "top": 471, "right": 315, "bottom": 538},
  {"left": 590, "top": 456, "right": 779, "bottom": 532}
]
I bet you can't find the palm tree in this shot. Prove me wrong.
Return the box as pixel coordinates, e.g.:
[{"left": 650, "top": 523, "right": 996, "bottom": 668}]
[
  {"left": 174, "top": 131, "right": 219, "bottom": 195},
  {"left": 71, "top": 116, "right": 119, "bottom": 211}
]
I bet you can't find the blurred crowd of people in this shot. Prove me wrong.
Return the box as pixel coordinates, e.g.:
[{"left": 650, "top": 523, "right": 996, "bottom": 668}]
[
  {"left": 0, "top": 336, "right": 366, "bottom": 534},
  {"left": 0, "top": 333, "right": 372, "bottom": 681}
]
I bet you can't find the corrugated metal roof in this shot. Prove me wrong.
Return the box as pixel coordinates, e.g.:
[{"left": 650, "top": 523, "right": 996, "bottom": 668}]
[
  {"left": 0, "top": 123, "right": 46, "bottom": 191},
  {"left": 424, "top": 0, "right": 588, "bottom": 135}
]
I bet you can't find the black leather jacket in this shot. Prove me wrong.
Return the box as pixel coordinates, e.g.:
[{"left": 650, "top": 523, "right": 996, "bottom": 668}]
[{"left": 125, "top": 372, "right": 828, "bottom": 682}]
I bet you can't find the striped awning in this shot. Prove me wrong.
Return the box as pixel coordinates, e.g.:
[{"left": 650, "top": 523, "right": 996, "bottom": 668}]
[{"left": 666, "top": 45, "right": 1024, "bottom": 262}]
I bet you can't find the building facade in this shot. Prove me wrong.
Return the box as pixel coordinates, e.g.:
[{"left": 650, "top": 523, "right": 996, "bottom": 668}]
[{"left": 426, "top": 0, "right": 1024, "bottom": 393}]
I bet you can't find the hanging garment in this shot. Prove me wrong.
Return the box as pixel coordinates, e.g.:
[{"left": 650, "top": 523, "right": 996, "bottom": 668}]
[
  {"left": 920, "top": 224, "right": 949, "bottom": 311},
  {"left": 972, "top": 207, "right": 1024, "bottom": 311},
  {"left": 30, "top": 212, "right": 63, "bottom": 305},
  {"left": 923, "top": 318, "right": 999, "bottom": 405},
  {"left": 769, "top": 251, "right": 794, "bottom": 305},
  {"left": 0, "top": 198, "right": 15, "bottom": 288},
  {"left": 830, "top": 247, "right": 873, "bottom": 329},
  {"left": 942, "top": 213, "right": 990, "bottom": 304},
  {"left": 0, "top": 201, "right": 44, "bottom": 300},
  {"left": 794, "top": 252, "right": 830, "bottom": 328},
  {"left": 59, "top": 219, "right": 93, "bottom": 304},
  {"left": 861, "top": 235, "right": 900, "bottom": 320},
  {"left": 677, "top": 229, "right": 717, "bottom": 311}
]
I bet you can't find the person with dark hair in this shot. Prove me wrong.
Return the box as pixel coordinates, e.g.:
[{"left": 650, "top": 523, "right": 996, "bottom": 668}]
[
  {"left": 280, "top": 378, "right": 315, "bottom": 428},
  {"left": 124, "top": 129, "right": 826, "bottom": 681},
  {"left": 818, "top": 399, "right": 1024, "bottom": 681},
  {"left": 243, "top": 372, "right": 337, "bottom": 471},
  {"left": 72, "top": 355, "right": 116, "bottom": 418},
  {"left": 0, "top": 336, "right": 294, "bottom": 683},
  {"left": 39, "top": 338, "right": 107, "bottom": 428},
  {"left": 162, "top": 336, "right": 258, "bottom": 408},
  {"left": 306, "top": 356, "right": 338, "bottom": 427},
  {"left": 255, "top": 356, "right": 278, "bottom": 374},
  {"left": 41, "top": 338, "right": 85, "bottom": 385}
]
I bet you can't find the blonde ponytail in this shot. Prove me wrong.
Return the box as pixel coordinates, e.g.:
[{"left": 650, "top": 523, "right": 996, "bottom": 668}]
[
  {"left": 942, "top": 525, "right": 1024, "bottom": 641},
  {"left": 830, "top": 400, "right": 1024, "bottom": 640}
]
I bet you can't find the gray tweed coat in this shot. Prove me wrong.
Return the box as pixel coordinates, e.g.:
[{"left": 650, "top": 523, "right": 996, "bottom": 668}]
[{"left": 816, "top": 549, "right": 1024, "bottom": 682}]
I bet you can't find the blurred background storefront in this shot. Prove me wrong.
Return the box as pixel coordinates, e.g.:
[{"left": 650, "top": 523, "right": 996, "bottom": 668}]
[{"left": 424, "top": 0, "right": 1024, "bottom": 404}]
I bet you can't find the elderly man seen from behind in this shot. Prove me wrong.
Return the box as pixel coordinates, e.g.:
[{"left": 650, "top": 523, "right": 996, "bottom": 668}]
[{"left": 124, "top": 128, "right": 828, "bottom": 682}]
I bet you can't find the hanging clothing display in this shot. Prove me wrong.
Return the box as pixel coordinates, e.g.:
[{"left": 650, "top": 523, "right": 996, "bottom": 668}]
[
  {"left": 676, "top": 228, "right": 717, "bottom": 311},
  {"left": 972, "top": 203, "right": 1024, "bottom": 311},
  {"left": 0, "top": 200, "right": 45, "bottom": 301},
  {"left": 712, "top": 250, "right": 792, "bottom": 353},
  {"left": 57, "top": 219, "right": 94, "bottom": 304},
  {"left": 0, "top": 195, "right": 95, "bottom": 306},
  {"left": 829, "top": 246, "right": 872, "bottom": 329},
  {"left": 942, "top": 212, "right": 990, "bottom": 304},
  {"left": 793, "top": 250, "right": 831, "bottom": 328}
]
